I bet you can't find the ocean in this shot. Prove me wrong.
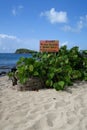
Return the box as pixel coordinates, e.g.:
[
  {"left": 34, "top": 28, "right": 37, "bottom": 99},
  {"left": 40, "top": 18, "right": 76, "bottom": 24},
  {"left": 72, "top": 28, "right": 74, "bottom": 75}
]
[{"left": 0, "top": 53, "right": 32, "bottom": 74}]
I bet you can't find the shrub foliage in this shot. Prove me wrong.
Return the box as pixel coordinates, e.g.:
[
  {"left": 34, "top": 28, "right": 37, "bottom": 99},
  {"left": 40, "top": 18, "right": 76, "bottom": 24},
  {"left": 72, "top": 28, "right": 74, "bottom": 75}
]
[{"left": 8, "top": 46, "right": 87, "bottom": 91}]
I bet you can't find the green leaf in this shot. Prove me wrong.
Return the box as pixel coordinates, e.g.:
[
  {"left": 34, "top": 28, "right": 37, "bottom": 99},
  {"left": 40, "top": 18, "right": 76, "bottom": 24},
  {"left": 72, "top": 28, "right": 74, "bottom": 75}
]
[
  {"left": 33, "top": 71, "right": 39, "bottom": 76},
  {"left": 84, "top": 77, "right": 87, "bottom": 81},
  {"left": 83, "top": 72, "right": 87, "bottom": 81},
  {"left": 20, "top": 77, "right": 28, "bottom": 84},
  {"left": 58, "top": 81, "right": 65, "bottom": 88},
  {"left": 71, "top": 70, "right": 82, "bottom": 80},
  {"left": 53, "top": 81, "right": 65, "bottom": 91},
  {"left": 29, "top": 65, "right": 34, "bottom": 72},
  {"left": 46, "top": 80, "right": 53, "bottom": 87},
  {"left": 65, "top": 59, "right": 69, "bottom": 64},
  {"left": 55, "top": 68, "right": 62, "bottom": 73},
  {"left": 46, "top": 80, "right": 50, "bottom": 86},
  {"left": 49, "top": 73, "right": 55, "bottom": 79}
]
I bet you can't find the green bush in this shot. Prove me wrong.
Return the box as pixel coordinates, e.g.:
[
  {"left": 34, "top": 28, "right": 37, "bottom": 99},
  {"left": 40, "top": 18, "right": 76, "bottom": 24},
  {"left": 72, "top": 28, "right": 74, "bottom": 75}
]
[{"left": 8, "top": 45, "right": 87, "bottom": 91}]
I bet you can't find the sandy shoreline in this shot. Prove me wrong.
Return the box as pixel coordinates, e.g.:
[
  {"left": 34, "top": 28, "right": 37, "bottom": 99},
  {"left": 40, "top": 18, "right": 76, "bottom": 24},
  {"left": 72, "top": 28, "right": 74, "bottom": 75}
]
[{"left": 0, "top": 76, "right": 87, "bottom": 130}]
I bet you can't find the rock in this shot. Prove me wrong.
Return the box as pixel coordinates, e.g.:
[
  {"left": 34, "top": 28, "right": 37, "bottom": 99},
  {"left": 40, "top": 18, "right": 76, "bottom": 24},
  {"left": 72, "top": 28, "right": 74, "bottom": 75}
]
[
  {"left": 0, "top": 71, "right": 6, "bottom": 76},
  {"left": 12, "top": 76, "right": 17, "bottom": 86},
  {"left": 9, "top": 66, "right": 17, "bottom": 86},
  {"left": 11, "top": 66, "right": 17, "bottom": 72},
  {"left": 17, "top": 77, "right": 44, "bottom": 91}
]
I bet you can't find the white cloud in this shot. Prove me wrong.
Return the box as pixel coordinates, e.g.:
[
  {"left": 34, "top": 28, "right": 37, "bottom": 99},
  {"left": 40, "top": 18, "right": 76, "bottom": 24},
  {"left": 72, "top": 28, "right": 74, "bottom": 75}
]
[
  {"left": 0, "top": 34, "right": 17, "bottom": 40},
  {"left": 0, "top": 34, "right": 39, "bottom": 53},
  {"left": 61, "top": 41, "right": 69, "bottom": 46},
  {"left": 60, "top": 41, "right": 80, "bottom": 49},
  {"left": 77, "top": 20, "right": 83, "bottom": 30},
  {"left": 62, "top": 25, "right": 72, "bottom": 32},
  {"left": 62, "top": 15, "right": 87, "bottom": 32},
  {"left": 12, "top": 5, "right": 24, "bottom": 16},
  {"left": 40, "top": 8, "right": 68, "bottom": 24}
]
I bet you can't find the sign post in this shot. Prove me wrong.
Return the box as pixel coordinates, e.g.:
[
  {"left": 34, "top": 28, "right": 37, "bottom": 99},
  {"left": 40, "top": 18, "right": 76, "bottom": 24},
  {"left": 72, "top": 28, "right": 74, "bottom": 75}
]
[{"left": 40, "top": 40, "right": 59, "bottom": 53}]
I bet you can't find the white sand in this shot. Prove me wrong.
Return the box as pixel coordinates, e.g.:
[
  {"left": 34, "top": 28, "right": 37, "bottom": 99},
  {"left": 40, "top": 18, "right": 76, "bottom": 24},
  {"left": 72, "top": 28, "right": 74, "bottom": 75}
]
[{"left": 0, "top": 76, "right": 87, "bottom": 130}]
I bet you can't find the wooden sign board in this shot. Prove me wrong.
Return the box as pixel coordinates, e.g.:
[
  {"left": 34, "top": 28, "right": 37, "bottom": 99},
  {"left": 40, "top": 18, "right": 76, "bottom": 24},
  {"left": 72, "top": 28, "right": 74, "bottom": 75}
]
[{"left": 40, "top": 40, "right": 59, "bottom": 52}]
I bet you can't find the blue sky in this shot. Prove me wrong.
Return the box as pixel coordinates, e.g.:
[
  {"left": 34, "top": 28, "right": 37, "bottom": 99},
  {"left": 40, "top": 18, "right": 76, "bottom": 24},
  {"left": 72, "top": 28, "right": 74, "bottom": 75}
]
[{"left": 0, "top": 0, "right": 87, "bottom": 52}]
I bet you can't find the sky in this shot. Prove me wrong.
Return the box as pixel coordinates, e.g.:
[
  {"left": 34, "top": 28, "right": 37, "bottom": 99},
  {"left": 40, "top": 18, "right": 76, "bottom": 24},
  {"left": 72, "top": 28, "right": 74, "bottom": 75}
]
[{"left": 0, "top": 0, "right": 87, "bottom": 53}]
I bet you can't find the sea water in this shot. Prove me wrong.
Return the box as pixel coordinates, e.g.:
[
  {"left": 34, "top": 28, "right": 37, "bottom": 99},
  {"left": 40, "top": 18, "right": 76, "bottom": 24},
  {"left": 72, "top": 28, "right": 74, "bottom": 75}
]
[{"left": 0, "top": 53, "right": 32, "bottom": 73}]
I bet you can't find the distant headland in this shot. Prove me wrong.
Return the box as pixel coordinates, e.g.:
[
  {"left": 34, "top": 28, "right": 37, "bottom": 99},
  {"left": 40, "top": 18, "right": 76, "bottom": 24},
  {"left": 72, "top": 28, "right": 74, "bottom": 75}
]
[{"left": 15, "top": 48, "right": 37, "bottom": 54}]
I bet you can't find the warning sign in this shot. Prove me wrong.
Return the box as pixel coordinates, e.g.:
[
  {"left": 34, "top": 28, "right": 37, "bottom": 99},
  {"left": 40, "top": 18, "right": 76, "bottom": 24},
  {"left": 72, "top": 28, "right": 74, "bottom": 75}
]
[{"left": 40, "top": 40, "right": 59, "bottom": 52}]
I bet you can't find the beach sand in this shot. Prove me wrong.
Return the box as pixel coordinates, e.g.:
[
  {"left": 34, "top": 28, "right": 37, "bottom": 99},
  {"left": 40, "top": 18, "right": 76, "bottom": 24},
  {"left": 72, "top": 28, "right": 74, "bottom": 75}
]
[{"left": 0, "top": 76, "right": 87, "bottom": 130}]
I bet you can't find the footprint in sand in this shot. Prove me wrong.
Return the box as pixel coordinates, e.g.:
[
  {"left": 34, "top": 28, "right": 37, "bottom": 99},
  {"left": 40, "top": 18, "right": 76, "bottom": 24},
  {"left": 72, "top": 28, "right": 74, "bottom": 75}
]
[
  {"left": 55, "top": 101, "right": 69, "bottom": 109},
  {"left": 46, "top": 112, "right": 57, "bottom": 127}
]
